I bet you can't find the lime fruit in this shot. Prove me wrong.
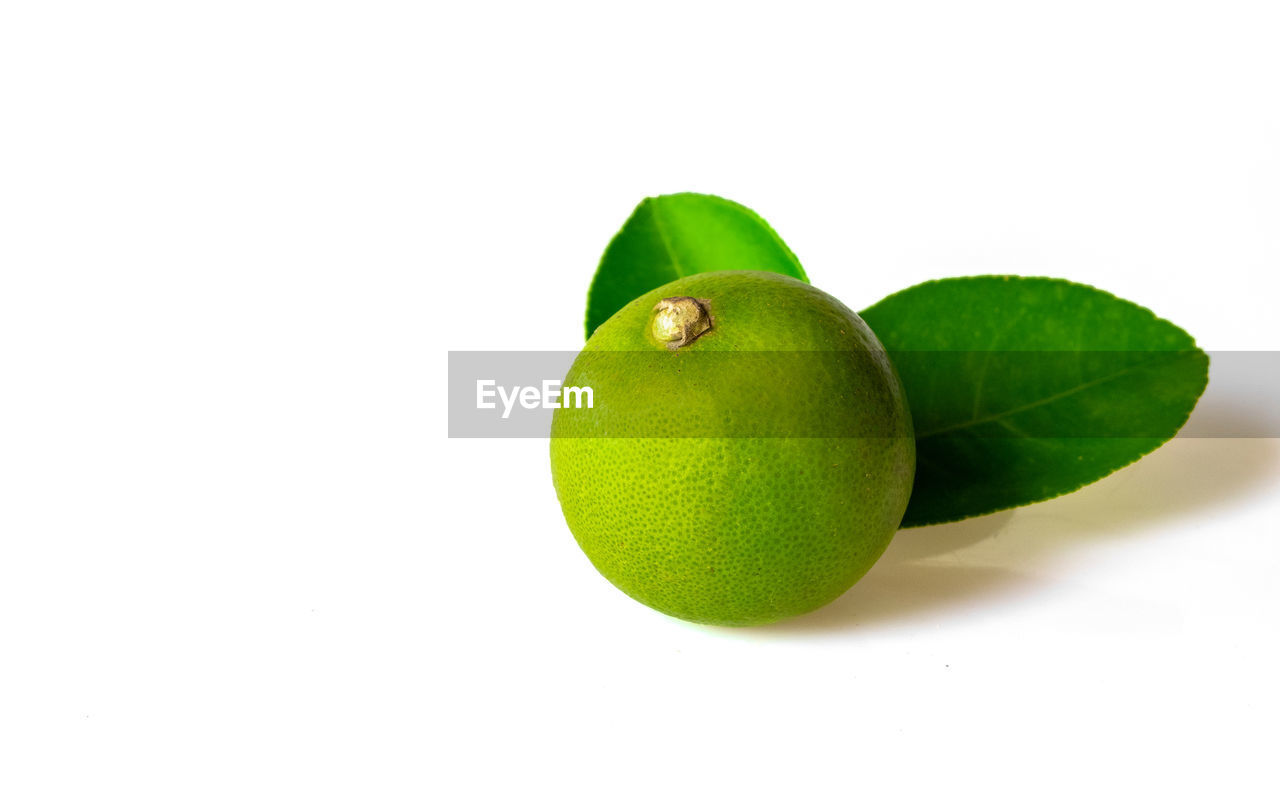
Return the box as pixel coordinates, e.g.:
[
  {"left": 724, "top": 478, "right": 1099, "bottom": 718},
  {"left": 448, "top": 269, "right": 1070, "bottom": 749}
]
[{"left": 550, "top": 271, "right": 914, "bottom": 626}]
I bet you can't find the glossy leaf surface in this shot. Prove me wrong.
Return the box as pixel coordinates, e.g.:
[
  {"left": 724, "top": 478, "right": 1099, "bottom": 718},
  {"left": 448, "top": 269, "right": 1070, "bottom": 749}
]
[
  {"left": 585, "top": 193, "right": 807, "bottom": 337},
  {"left": 860, "top": 276, "right": 1209, "bottom": 527}
]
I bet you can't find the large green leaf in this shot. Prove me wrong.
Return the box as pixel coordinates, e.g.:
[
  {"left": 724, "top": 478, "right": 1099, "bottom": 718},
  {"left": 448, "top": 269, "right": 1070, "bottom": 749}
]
[
  {"left": 585, "top": 193, "right": 807, "bottom": 337},
  {"left": 861, "top": 276, "right": 1209, "bottom": 527}
]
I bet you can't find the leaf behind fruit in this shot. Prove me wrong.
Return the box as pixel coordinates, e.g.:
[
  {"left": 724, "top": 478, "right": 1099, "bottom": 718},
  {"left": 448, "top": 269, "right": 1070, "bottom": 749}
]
[
  {"left": 860, "top": 276, "right": 1209, "bottom": 527},
  {"left": 585, "top": 193, "right": 807, "bottom": 337}
]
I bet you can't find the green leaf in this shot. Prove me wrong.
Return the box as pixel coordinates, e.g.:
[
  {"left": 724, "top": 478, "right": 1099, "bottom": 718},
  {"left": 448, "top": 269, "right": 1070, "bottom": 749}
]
[
  {"left": 585, "top": 193, "right": 807, "bottom": 337},
  {"left": 860, "top": 276, "right": 1209, "bottom": 527}
]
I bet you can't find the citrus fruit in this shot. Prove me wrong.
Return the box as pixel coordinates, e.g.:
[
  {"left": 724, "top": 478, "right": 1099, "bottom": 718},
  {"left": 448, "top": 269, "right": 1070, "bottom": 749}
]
[{"left": 550, "top": 271, "right": 915, "bottom": 626}]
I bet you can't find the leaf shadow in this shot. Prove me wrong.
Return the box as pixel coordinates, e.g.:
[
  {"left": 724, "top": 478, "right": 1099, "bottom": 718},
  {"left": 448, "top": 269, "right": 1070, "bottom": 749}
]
[{"left": 741, "top": 428, "right": 1279, "bottom": 637}]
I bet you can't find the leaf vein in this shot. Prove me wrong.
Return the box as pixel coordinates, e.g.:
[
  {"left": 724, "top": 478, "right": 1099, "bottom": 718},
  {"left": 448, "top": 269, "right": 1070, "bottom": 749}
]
[
  {"left": 916, "top": 354, "right": 1170, "bottom": 440},
  {"left": 646, "top": 201, "right": 683, "bottom": 277}
]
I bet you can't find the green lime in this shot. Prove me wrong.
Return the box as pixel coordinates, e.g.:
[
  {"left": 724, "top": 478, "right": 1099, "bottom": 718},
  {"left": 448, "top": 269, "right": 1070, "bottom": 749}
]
[{"left": 550, "top": 271, "right": 914, "bottom": 626}]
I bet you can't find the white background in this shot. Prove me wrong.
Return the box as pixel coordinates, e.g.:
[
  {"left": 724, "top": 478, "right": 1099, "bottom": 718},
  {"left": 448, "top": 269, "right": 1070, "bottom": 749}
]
[{"left": 2, "top": 2, "right": 1278, "bottom": 786}]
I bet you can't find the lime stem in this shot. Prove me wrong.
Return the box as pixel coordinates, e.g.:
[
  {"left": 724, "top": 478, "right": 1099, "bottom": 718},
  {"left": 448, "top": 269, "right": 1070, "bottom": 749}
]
[{"left": 652, "top": 297, "right": 712, "bottom": 349}]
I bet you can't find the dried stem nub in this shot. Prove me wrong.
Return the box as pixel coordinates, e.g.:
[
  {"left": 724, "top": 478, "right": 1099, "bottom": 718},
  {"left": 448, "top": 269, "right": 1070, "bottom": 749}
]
[{"left": 652, "top": 297, "right": 712, "bottom": 349}]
